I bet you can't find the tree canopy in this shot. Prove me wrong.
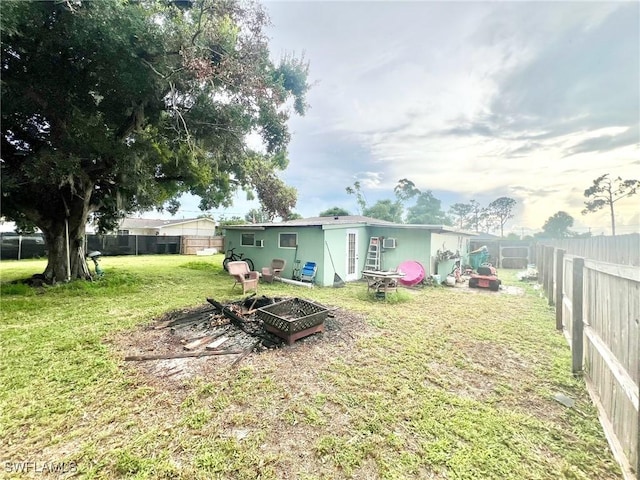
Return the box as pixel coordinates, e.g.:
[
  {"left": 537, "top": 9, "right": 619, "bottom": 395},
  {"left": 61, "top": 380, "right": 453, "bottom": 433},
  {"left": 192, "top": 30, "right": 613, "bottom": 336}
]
[
  {"left": 340, "top": 178, "right": 518, "bottom": 231},
  {"left": 393, "top": 178, "right": 420, "bottom": 203},
  {"left": 245, "top": 208, "right": 269, "bottom": 224},
  {"left": 345, "top": 181, "right": 367, "bottom": 214},
  {"left": 485, "top": 197, "right": 516, "bottom": 237},
  {"left": 448, "top": 203, "right": 474, "bottom": 230},
  {"left": 406, "top": 191, "right": 450, "bottom": 225},
  {"left": 363, "top": 199, "right": 403, "bottom": 223},
  {"left": 582, "top": 174, "right": 639, "bottom": 236},
  {"left": 1, "top": 0, "right": 309, "bottom": 282},
  {"left": 541, "top": 211, "right": 574, "bottom": 238},
  {"left": 319, "top": 207, "right": 351, "bottom": 217}
]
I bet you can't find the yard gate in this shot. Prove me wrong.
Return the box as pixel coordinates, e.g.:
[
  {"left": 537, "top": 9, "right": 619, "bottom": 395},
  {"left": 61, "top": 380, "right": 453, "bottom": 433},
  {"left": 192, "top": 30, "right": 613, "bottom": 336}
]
[{"left": 181, "top": 235, "right": 224, "bottom": 255}]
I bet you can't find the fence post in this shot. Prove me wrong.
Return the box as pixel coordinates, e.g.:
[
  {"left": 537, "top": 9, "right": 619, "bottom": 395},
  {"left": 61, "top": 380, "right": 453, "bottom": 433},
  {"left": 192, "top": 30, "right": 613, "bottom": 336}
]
[
  {"left": 545, "top": 246, "right": 555, "bottom": 305},
  {"left": 571, "top": 256, "right": 584, "bottom": 376},
  {"left": 555, "top": 249, "right": 565, "bottom": 330},
  {"left": 538, "top": 245, "right": 545, "bottom": 286}
]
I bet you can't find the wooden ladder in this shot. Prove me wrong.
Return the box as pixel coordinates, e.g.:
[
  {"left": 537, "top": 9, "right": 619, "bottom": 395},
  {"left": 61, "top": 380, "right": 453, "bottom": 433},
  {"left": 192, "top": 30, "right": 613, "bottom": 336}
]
[{"left": 365, "top": 237, "right": 381, "bottom": 271}]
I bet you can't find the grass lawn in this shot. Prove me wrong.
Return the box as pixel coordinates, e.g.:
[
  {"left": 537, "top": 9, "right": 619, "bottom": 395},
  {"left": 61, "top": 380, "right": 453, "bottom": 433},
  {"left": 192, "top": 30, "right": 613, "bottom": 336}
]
[{"left": 0, "top": 254, "right": 622, "bottom": 479}]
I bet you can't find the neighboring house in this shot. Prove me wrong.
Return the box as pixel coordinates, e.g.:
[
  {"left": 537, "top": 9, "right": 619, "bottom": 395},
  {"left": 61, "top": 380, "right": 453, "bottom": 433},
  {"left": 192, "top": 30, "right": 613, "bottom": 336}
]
[
  {"left": 224, "top": 215, "right": 475, "bottom": 287},
  {"left": 116, "top": 217, "right": 217, "bottom": 236}
]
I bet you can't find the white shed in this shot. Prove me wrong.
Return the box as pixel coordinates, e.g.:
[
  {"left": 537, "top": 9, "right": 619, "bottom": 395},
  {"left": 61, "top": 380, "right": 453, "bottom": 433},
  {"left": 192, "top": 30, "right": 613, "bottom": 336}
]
[{"left": 118, "top": 217, "right": 216, "bottom": 236}]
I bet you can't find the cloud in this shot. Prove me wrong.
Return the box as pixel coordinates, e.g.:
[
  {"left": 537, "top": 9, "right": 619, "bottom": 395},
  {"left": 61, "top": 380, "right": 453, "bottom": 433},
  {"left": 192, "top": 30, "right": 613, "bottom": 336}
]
[
  {"left": 485, "top": 3, "right": 639, "bottom": 142},
  {"left": 566, "top": 125, "right": 639, "bottom": 155},
  {"left": 250, "top": 1, "right": 640, "bottom": 231}
]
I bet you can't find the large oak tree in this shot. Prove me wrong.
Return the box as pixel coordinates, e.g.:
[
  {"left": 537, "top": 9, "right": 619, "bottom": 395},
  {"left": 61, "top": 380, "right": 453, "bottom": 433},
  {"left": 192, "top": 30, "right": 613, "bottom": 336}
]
[{"left": 1, "top": 0, "right": 309, "bottom": 282}]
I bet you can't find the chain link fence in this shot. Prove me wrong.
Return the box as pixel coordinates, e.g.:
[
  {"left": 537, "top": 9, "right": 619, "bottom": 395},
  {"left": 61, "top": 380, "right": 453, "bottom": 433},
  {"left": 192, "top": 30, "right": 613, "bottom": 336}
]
[{"left": 1, "top": 233, "right": 182, "bottom": 260}]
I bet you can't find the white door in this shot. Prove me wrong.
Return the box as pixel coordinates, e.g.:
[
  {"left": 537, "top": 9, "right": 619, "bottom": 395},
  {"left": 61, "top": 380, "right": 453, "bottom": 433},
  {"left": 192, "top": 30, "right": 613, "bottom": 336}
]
[{"left": 345, "top": 229, "right": 359, "bottom": 281}]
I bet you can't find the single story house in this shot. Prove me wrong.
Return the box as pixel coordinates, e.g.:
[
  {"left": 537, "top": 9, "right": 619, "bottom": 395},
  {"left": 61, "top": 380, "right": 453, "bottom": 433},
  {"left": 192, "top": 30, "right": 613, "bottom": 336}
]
[
  {"left": 116, "top": 217, "right": 217, "bottom": 236},
  {"left": 223, "top": 215, "right": 475, "bottom": 287}
]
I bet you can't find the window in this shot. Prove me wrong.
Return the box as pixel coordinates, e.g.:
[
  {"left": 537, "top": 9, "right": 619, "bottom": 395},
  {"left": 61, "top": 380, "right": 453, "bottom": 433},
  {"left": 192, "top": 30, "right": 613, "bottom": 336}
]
[
  {"left": 279, "top": 233, "right": 297, "bottom": 248},
  {"left": 117, "top": 229, "right": 129, "bottom": 236},
  {"left": 241, "top": 233, "right": 255, "bottom": 246}
]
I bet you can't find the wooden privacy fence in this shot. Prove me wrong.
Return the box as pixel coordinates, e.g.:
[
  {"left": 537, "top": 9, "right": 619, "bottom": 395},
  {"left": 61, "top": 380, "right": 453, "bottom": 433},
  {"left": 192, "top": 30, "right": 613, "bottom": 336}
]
[
  {"left": 537, "top": 243, "right": 639, "bottom": 479},
  {"left": 181, "top": 235, "right": 224, "bottom": 255},
  {"left": 536, "top": 233, "right": 640, "bottom": 266}
]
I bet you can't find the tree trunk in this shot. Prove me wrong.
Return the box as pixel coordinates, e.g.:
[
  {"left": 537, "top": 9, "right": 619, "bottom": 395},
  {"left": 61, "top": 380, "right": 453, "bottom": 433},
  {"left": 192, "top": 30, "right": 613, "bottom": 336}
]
[
  {"left": 40, "top": 186, "right": 94, "bottom": 283},
  {"left": 609, "top": 201, "right": 616, "bottom": 236},
  {"left": 42, "top": 219, "right": 92, "bottom": 283}
]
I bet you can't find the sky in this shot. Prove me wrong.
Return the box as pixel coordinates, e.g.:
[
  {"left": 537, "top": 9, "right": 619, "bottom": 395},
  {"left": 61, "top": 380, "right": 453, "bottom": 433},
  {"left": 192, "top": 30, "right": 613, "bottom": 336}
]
[{"left": 176, "top": 0, "right": 639, "bottom": 235}]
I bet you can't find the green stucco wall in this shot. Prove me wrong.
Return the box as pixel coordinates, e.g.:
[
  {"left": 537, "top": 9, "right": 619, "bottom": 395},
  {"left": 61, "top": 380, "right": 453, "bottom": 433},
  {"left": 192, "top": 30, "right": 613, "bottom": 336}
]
[
  {"left": 368, "top": 227, "right": 433, "bottom": 275},
  {"left": 322, "top": 225, "right": 369, "bottom": 285},
  {"left": 224, "top": 226, "right": 325, "bottom": 283},
  {"left": 224, "top": 224, "right": 371, "bottom": 287},
  {"left": 224, "top": 225, "right": 471, "bottom": 286}
]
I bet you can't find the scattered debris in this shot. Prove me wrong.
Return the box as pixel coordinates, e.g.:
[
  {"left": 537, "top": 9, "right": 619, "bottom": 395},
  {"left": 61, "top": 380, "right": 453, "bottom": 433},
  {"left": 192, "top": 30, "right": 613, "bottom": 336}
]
[
  {"left": 184, "top": 335, "right": 217, "bottom": 351},
  {"left": 232, "top": 429, "right": 250, "bottom": 441},
  {"left": 123, "top": 295, "right": 331, "bottom": 367},
  {"left": 517, "top": 264, "right": 539, "bottom": 281},
  {"left": 553, "top": 392, "right": 575, "bottom": 408},
  {"left": 231, "top": 339, "right": 262, "bottom": 367},
  {"left": 116, "top": 297, "right": 370, "bottom": 381},
  {"left": 124, "top": 349, "right": 243, "bottom": 362},
  {"left": 205, "top": 336, "right": 229, "bottom": 350}
]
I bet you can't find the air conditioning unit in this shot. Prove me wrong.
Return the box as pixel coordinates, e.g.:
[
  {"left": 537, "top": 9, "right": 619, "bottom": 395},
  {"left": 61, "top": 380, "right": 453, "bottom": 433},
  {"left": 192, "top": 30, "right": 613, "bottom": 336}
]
[
  {"left": 382, "top": 238, "right": 396, "bottom": 249},
  {"left": 255, "top": 239, "right": 264, "bottom": 247}
]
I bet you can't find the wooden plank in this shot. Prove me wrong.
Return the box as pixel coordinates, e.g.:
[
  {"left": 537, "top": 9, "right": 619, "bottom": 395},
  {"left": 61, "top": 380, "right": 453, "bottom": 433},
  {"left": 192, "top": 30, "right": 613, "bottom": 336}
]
[
  {"left": 584, "top": 378, "right": 638, "bottom": 480},
  {"left": 584, "top": 325, "right": 639, "bottom": 411},
  {"left": 555, "top": 249, "right": 565, "bottom": 330},
  {"left": 205, "top": 336, "right": 229, "bottom": 350},
  {"left": 563, "top": 256, "right": 574, "bottom": 341},
  {"left": 617, "top": 275, "right": 630, "bottom": 373},
  {"left": 562, "top": 295, "right": 573, "bottom": 347},
  {"left": 231, "top": 340, "right": 261, "bottom": 367},
  {"left": 184, "top": 335, "right": 215, "bottom": 351},
  {"left": 125, "top": 349, "right": 243, "bottom": 361},
  {"left": 572, "top": 257, "right": 584, "bottom": 375},
  {"left": 630, "top": 281, "right": 640, "bottom": 396},
  {"left": 544, "top": 246, "right": 552, "bottom": 302},
  {"left": 584, "top": 259, "right": 640, "bottom": 282},
  {"left": 153, "top": 320, "right": 174, "bottom": 330}
]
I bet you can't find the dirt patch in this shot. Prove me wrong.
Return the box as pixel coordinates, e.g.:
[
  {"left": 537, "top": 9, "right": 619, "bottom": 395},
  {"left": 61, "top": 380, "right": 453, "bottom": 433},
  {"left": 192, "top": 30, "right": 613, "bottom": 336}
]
[
  {"left": 113, "top": 297, "right": 372, "bottom": 386},
  {"left": 427, "top": 339, "right": 570, "bottom": 422}
]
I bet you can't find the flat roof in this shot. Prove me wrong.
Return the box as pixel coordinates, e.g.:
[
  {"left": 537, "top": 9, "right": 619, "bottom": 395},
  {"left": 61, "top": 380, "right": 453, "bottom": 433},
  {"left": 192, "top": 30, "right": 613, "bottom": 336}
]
[{"left": 224, "top": 215, "right": 476, "bottom": 235}]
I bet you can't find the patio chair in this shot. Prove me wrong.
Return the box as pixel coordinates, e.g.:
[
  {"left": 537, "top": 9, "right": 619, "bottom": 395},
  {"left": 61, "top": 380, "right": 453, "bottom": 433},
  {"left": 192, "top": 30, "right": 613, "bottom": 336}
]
[
  {"left": 261, "top": 258, "right": 286, "bottom": 283},
  {"left": 227, "top": 261, "right": 259, "bottom": 294},
  {"left": 300, "top": 261, "right": 317, "bottom": 283}
]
